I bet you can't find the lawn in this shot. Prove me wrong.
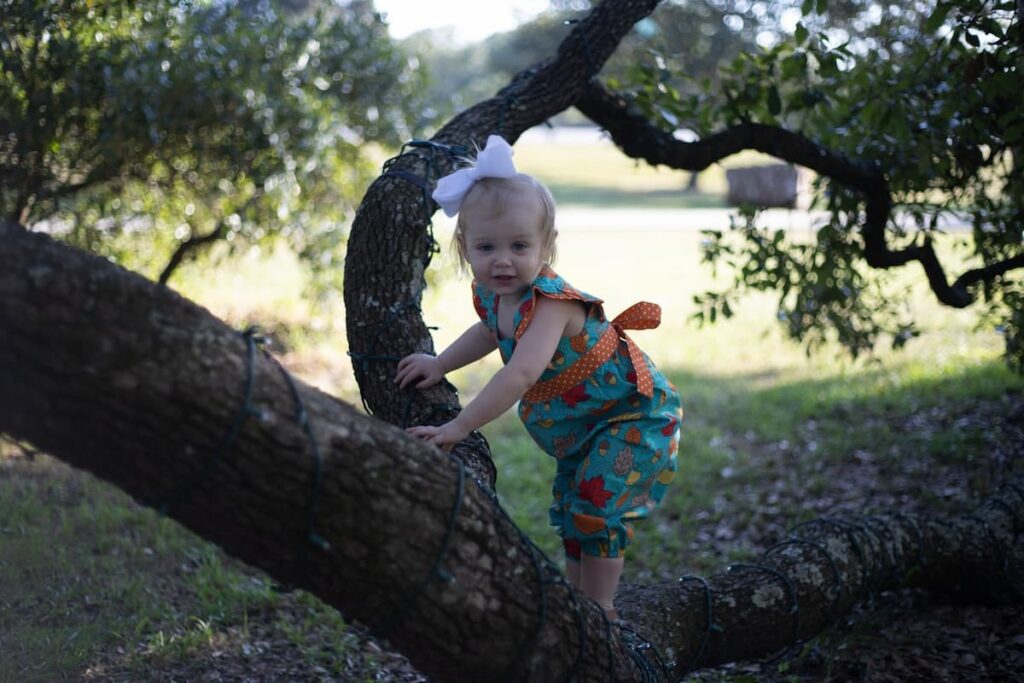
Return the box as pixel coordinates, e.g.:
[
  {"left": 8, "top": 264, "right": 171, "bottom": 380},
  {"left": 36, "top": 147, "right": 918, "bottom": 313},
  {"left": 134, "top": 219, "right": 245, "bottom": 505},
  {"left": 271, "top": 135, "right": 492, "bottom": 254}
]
[{"left": 1, "top": 131, "right": 1021, "bottom": 681}]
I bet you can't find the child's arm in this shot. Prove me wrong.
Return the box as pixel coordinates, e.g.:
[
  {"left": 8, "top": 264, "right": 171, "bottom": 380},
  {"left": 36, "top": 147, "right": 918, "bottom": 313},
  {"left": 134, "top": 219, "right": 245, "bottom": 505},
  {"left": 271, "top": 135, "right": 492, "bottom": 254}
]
[
  {"left": 406, "top": 297, "right": 578, "bottom": 450},
  {"left": 395, "top": 321, "right": 497, "bottom": 389}
]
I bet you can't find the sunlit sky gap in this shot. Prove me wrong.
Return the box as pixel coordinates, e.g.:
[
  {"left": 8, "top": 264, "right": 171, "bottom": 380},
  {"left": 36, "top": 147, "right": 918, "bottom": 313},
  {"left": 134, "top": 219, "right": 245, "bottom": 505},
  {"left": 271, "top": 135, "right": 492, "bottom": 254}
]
[{"left": 375, "top": 0, "right": 550, "bottom": 44}]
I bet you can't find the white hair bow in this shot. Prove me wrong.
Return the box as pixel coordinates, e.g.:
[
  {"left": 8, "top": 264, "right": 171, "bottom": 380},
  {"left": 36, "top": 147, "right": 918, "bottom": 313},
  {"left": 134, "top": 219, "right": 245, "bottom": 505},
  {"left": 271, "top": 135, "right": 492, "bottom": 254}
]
[{"left": 431, "top": 135, "right": 517, "bottom": 217}]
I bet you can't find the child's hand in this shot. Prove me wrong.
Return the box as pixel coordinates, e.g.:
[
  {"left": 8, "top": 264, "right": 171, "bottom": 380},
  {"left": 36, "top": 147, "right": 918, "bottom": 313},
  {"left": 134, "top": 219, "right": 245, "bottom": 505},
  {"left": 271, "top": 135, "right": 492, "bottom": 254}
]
[
  {"left": 395, "top": 353, "right": 445, "bottom": 389},
  {"left": 406, "top": 421, "right": 469, "bottom": 452}
]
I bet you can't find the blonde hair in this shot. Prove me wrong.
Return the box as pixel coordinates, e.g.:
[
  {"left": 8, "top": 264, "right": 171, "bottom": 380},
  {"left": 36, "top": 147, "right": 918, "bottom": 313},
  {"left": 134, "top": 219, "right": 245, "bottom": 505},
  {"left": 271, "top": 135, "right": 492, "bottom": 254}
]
[{"left": 452, "top": 173, "right": 557, "bottom": 273}]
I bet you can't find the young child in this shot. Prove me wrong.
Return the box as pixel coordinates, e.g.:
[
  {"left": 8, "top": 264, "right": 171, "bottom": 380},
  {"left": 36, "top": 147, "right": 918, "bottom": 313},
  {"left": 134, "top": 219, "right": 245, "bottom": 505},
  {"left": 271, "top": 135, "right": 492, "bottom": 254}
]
[{"left": 395, "top": 135, "right": 681, "bottom": 619}]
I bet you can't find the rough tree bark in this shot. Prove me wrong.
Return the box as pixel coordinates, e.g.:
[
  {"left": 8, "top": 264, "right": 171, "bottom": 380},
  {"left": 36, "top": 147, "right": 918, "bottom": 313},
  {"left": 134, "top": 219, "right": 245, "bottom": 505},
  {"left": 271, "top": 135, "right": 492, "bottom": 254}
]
[
  {"left": 3, "top": 1, "right": 1023, "bottom": 680},
  {"left": 3, "top": 219, "right": 1023, "bottom": 681},
  {"left": 343, "top": 0, "right": 663, "bottom": 490}
]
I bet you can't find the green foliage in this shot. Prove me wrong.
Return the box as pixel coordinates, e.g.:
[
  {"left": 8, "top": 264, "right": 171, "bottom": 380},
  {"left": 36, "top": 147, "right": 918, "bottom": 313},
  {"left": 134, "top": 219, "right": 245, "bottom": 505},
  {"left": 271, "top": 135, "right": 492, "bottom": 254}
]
[
  {"left": 623, "top": 0, "right": 1023, "bottom": 368},
  {"left": 406, "top": 1, "right": 759, "bottom": 130},
  {"left": 0, "top": 0, "right": 423, "bottom": 285}
]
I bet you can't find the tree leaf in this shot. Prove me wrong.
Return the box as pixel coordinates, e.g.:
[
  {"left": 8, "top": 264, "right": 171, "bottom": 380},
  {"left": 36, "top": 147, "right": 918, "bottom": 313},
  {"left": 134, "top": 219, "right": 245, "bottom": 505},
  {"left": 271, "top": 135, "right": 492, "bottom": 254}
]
[
  {"left": 924, "top": 3, "right": 953, "bottom": 34},
  {"left": 767, "top": 85, "right": 782, "bottom": 115},
  {"left": 795, "top": 23, "right": 808, "bottom": 46}
]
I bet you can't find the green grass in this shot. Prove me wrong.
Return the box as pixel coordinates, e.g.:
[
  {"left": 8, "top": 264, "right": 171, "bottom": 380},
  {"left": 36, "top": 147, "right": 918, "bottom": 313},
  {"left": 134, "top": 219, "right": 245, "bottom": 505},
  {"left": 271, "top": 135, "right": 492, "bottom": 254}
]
[
  {"left": 479, "top": 354, "right": 1020, "bottom": 582},
  {"left": 2, "top": 132, "right": 1019, "bottom": 679},
  {"left": 513, "top": 140, "right": 776, "bottom": 202},
  {"left": 0, "top": 451, "right": 350, "bottom": 681}
]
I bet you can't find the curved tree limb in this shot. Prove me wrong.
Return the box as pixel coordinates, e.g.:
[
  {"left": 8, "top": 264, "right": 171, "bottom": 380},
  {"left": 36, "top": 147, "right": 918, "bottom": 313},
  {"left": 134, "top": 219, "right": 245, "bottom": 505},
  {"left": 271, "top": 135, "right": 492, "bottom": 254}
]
[
  {"left": 156, "top": 192, "right": 265, "bottom": 286},
  {"left": 0, "top": 219, "right": 636, "bottom": 681},
  {"left": 574, "top": 80, "right": 1023, "bottom": 308},
  {"left": 343, "top": 0, "right": 662, "bottom": 490},
  {"left": 3, "top": 219, "right": 1022, "bottom": 682},
  {"left": 157, "top": 223, "right": 225, "bottom": 285}
]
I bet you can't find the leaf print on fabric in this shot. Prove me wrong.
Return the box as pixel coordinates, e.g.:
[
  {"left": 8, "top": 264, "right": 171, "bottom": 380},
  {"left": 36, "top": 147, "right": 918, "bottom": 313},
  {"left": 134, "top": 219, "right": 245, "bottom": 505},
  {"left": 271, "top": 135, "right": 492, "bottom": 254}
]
[
  {"left": 570, "top": 332, "right": 589, "bottom": 353},
  {"left": 560, "top": 384, "right": 591, "bottom": 408},
  {"left": 625, "top": 426, "right": 643, "bottom": 445},
  {"left": 588, "top": 399, "right": 618, "bottom": 416},
  {"left": 613, "top": 446, "right": 634, "bottom": 475},
  {"left": 631, "top": 493, "right": 652, "bottom": 509},
  {"left": 578, "top": 475, "right": 613, "bottom": 508},
  {"left": 552, "top": 432, "right": 576, "bottom": 458}
]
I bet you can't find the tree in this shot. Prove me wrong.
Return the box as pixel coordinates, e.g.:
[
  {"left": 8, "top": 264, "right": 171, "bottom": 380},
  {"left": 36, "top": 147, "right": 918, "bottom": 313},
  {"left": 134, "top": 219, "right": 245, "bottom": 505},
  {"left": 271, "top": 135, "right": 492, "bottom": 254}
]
[
  {"left": 599, "top": 0, "right": 1024, "bottom": 368},
  {"left": 0, "top": 0, "right": 420, "bottom": 286},
  {"left": 3, "top": 0, "right": 1023, "bottom": 680}
]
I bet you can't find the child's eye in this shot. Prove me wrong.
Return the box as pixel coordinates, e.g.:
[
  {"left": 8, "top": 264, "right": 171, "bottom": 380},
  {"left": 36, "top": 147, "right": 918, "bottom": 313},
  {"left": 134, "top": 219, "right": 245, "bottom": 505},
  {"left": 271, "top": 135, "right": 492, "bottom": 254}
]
[
  {"left": 513, "top": 242, "right": 529, "bottom": 251},
  {"left": 476, "top": 244, "right": 493, "bottom": 252}
]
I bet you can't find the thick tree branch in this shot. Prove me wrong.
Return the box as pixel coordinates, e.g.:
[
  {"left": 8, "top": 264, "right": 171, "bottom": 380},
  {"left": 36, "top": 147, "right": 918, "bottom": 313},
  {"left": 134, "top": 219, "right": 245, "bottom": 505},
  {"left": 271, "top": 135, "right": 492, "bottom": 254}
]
[
  {"left": 574, "top": 80, "right": 1023, "bottom": 308},
  {"left": 343, "top": 0, "right": 663, "bottom": 488},
  {"left": 3, "top": 220, "right": 1022, "bottom": 681},
  {"left": 0, "top": 219, "right": 634, "bottom": 681}
]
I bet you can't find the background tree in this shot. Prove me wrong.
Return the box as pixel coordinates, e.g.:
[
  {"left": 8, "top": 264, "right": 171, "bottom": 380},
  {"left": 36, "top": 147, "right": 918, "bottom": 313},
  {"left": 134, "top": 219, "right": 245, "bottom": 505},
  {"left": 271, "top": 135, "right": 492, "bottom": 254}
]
[
  {"left": 595, "top": 0, "right": 1024, "bottom": 368},
  {"left": 0, "top": 0, "right": 421, "bottom": 289}
]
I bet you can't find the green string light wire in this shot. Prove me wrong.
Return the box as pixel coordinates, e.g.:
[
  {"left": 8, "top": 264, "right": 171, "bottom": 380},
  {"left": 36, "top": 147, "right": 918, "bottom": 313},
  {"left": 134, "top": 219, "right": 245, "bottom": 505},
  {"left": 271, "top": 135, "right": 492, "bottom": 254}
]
[
  {"left": 965, "top": 512, "right": 1016, "bottom": 595},
  {"left": 792, "top": 517, "right": 871, "bottom": 590},
  {"left": 157, "top": 326, "right": 263, "bottom": 516},
  {"left": 263, "top": 348, "right": 333, "bottom": 595},
  {"left": 727, "top": 562, "right": 801, "bottom": 659},
  {"left": 863, "top": 516, "right": 902, "bottom": 584},
  {"left": 834, "top": 518, "right": 887, "bottom": 592},
  {"left": 677, "top": 575, "right": 721, "bottom": 672},
  {"left": 615, "top": 618, "right": 672, "bottom": 682},
  {"left": 765, "top": 536, "right": 843, "bottom": 624},
  {"left": 891, "top": 512, "right": 928, "bottom": 570},
  {"left": 843, "top": 518, "right": 892, "bottom": 589}
]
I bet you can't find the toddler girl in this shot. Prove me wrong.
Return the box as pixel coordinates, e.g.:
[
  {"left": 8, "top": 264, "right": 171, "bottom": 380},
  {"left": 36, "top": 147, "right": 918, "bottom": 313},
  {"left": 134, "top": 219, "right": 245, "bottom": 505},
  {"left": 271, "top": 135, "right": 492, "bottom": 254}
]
[{"left": 395, "top": 135, "right": 681, "bottom": 619}]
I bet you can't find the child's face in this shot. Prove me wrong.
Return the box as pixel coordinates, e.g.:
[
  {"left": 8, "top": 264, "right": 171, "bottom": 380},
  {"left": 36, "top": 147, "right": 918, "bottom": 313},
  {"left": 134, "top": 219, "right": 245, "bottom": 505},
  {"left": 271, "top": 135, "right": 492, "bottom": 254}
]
[{"left": 460, "top": 199, "right": 547, "bottom": 298}]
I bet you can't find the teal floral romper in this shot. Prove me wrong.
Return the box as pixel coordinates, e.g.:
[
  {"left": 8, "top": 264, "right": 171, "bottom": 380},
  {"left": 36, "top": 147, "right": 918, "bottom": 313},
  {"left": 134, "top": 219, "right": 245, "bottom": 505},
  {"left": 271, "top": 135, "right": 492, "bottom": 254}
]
[{"left": 473, "top": 266, "right": 682, "bottom": 560}]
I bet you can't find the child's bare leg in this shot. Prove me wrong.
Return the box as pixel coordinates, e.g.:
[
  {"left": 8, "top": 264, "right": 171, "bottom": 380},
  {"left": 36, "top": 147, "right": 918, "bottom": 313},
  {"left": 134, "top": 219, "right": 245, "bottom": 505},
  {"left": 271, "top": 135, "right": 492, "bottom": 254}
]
[
  {"left": 565, "top": 558, "right": 581, "bottom": 587},
  {"left": 580, "top": 555, "right": 624, "bottom": 620}
]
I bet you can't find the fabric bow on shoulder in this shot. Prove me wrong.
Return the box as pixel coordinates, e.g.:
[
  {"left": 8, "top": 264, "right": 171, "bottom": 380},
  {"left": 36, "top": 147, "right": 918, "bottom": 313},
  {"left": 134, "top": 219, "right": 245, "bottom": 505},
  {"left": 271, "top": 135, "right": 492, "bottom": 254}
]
[{"left": 431, "top": 135, "right": 517, "bottom": 217}]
